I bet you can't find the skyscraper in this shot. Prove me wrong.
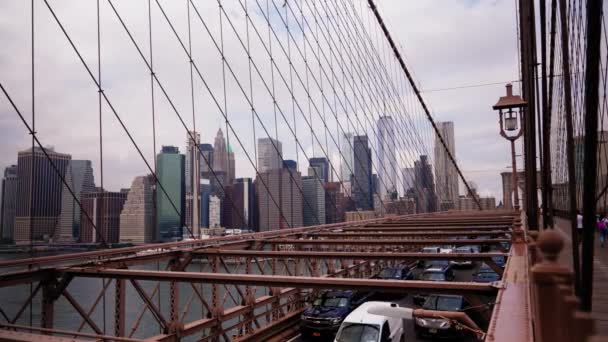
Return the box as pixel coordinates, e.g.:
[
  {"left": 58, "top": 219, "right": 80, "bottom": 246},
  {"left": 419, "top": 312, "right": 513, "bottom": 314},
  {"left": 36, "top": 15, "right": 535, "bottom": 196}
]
[
  {"left": 434, "top": 122, "right": 459, "bottom": 208},
  {"left": 309, "top": 157, "right": 329, "bottom": 183},
  {"left": 185, "top": 131, "right": 200, "bottom": 237},
  {"left": 80, "top": 191, "right": 127, "bottom": 243},
  {"left": 14, "top": 146, "right": 71, "bottom": 242},
  {"left": 414, "top": 155, "right": 437, "bottom": 213},
  {"left": 302, "top": 172, "right": 326, "bottom": 226},
  {"left": 340, "top": 133, "right": 354, "bottom": 183},
  {"left": 119, "top": 175, "right": 155, "bottom": 243},
  {"left": 209, "top": 194, "right": 221, "bottom": 228},
  {"left": 324, "top": 182, "right": 345, "bottom": 224},
  {"left": 198, "top": 143, "right": 214, "bottom": 180},
  {"left": 377, "top": 116, "right": 398, "bottom": 199},
  {"left": 213, "top": 128, "right": 235, "bottom": 183},
  {"left": 1, "top": 165, "right": 18, "bottom": 241},
  {"left": 352, "top": 135, "right": 373, "bottom": 210},
  {"left": 156, "top": 146, "right": 185, "bottom": 241},
  {"left": 257, "top": 137, "right": 283, "bottom": 173},
  {"left": 256, "top": 168, "right": 303, "bottom": 231},
  {"left": 55, "top": 160, "right": 95, "bottom": 241},
  {"left": 402, "top": 167, "right": 415, "bottom": 195},
  {"left": 221, "top": 178, "right": 256, "bottom": 230},
  {"left": 200, "top": 181, "right": 212, "bottom": 228}
]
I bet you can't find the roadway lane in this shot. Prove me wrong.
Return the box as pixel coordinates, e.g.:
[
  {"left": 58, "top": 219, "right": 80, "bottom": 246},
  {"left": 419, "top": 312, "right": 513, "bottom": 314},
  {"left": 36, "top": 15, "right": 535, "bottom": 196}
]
[{"left": 290, "top": 265, "right": 481, "bottom": 342}]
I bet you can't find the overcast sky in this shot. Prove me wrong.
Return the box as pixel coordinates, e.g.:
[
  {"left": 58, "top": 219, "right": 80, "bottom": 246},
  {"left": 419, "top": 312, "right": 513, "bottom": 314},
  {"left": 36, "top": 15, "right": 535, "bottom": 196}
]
[{"left": 0, "top": 0, "right": 521, "bottom": 203}]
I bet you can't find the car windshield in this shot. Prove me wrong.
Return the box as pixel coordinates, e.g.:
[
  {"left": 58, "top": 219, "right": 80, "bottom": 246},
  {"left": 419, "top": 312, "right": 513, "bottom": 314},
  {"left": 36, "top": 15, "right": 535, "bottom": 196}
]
[
  {"left": 421, "top": 272, "right": 446, "bottom": 281},
  {"left": 336, "top": 323, "right": 380, "bottom": 342},
  {"left": 455, "top": 247, "right": 472, "bottom": 253},
  {"left": 428, "top": 260, "right": 449, "bottom": 267},
  {"left": 441, "top": 245, "right": 453, "bottom": 249},
  {"left": 423, "top": 296, "right": 463, "bottom": 311},
  {"left": 313, "top": 296, "right": 349, "bottom": 308},
  {"left": 423, "top": 247, "right": 439, "bottom": 253},
  {"left": 477, "top": 272, "right": 499, "bottom": 280},
  {"left": 492, "top": 256, "right": 506, "bottom": 264},
  {"left": 378, "top": 268, "right": 401, "bottom": 278}
]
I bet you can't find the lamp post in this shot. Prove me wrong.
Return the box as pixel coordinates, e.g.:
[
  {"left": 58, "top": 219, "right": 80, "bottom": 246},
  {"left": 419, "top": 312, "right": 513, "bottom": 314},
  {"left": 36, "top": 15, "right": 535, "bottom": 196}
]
[{"left": 493, "top": 84, "right": 527, "bottom": 210}]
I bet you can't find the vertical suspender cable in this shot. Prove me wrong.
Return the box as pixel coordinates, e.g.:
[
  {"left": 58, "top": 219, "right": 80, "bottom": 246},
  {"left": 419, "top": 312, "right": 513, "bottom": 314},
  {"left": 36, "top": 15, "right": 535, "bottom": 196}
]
[
  {"left": 580, "top": 0, "right": 603, "bottom": 312},
  {"left": 28, "top": 0, "right": 35, "bottom": 327},
  {"left": 95, "top": 0, "right": 107, "bottom": 334}
]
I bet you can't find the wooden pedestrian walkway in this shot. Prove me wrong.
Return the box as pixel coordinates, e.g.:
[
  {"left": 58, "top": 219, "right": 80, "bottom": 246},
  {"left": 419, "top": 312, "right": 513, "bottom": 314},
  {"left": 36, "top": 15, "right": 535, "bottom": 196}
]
[{"left": 555, "top": 217, "right": 608, "bottom": 334}]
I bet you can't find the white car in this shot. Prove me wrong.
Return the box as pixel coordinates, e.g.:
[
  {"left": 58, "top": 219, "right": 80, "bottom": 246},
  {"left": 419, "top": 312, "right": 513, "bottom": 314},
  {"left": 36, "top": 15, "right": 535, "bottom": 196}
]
[
  {"left": 334, "top": 301, "right": 405, "bottom": 342},
  {"left": 439, "top": 244, "right": 454, "bottom": 254}
]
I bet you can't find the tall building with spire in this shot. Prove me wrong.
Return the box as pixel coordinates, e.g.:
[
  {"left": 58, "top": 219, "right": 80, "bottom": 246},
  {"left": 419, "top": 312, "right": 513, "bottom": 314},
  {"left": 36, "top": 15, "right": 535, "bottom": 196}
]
[
  {"left": 55, "top": 160, "right": 95, "bottom": 241},
  {"left": 213, "top": 129, "right": 230, "bottom": 180}
]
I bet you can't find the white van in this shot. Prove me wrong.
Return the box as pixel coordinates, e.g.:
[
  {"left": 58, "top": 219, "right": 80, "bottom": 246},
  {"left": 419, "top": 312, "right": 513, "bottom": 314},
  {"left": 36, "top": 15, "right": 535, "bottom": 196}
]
[{"left": 334, "top": 301, "right": 405, "bottom": 342}]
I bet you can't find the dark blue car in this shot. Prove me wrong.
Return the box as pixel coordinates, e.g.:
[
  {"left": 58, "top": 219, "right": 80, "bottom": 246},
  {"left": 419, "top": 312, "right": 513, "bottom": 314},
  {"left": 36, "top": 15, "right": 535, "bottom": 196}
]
[
  {"left": 474, "top": 264, "right": 501, "bottom": 283},
  {"left": 300, "top": 290, "right": 370, "bottom": 340}
]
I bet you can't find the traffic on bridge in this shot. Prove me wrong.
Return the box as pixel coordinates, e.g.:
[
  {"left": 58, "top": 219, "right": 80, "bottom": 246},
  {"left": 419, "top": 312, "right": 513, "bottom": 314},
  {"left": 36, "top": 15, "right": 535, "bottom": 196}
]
[{"left": 0, "top": 0, "right": 606, "bottom": 341}]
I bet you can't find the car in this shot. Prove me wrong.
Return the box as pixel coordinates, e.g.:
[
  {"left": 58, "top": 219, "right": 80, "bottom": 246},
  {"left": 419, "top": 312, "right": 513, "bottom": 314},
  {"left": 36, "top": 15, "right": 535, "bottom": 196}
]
[
  {"left": 301, "top": 290, "right": 371, "bottom": 339},
  {"left": 413, "top": 267, "right": 455, "bottom": 306},
  {"left": 424, "top": 259, "right": 450, "bottom": 270},
  {"left": 439, "top": 244, "right": 454, "bottom": 254},
  {"left": 473, "top": 264, "right": 501, "bottom": 283},
  {"left": 491, "top": 255, "right": 506, "bottom": 268},
  {"left": 422, "top": 246, "right": 441, "bottom": 254},
  {"left": 414, "top": 294, "right": 471, "bottom": 339},
  {"left": 334, "top": 301, "right": 405, "bottom": 342},
  {"left": 450, "top": 246, "right": 476, "bottom": 268},
  {"left": 419, "top": 267, "right": 455, "bottom": 282},
  {"left": 373, "top": 265, "right": 415, "bottom": 281}
]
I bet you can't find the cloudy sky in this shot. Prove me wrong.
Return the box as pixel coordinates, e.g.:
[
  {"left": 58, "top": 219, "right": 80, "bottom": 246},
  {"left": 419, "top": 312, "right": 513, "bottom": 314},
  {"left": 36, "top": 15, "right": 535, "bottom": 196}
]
[{"left": 0, "top": 0, "right": 521, "bottom": 203}]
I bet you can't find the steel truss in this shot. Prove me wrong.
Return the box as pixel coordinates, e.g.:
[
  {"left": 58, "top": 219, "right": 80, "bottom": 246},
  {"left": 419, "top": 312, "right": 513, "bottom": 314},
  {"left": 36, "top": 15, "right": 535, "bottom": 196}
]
[{"left": 0, "top": 212, "right": 523, "bottom": 341}]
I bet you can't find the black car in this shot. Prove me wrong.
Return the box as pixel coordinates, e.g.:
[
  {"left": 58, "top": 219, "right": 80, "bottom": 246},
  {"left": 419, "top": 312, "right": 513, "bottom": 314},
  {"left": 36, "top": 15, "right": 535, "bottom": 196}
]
[
  {"left": 373, "top": 265, "right": 415, "bottom": 281},
  {"left": 413, "top": 266, "right": 455, "bottom": 306},
  {"left": 414, "top": 294, "right": 471, "bottom": 339},
  {"left": 300, "top": 290, "right": 370, "bottom": 340}
]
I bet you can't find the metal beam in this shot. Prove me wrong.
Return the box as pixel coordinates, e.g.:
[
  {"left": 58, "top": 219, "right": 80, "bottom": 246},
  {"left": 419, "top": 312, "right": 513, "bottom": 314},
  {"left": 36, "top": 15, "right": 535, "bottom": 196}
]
[
  {"left": 260, "top": 238, "right": 510, "bottom": 246},
  {"left": 309, "top": 230, "right": 510, "bottom": 238},
  {"left": 63, "top": 268, "right": 498, "bottom": 294},
  {"left": 193, "top": 249, "right": 508, "bottom": 261}
]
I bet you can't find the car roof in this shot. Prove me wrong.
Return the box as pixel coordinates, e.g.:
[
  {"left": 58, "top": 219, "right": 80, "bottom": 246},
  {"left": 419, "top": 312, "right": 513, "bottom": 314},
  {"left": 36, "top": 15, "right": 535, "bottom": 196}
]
[
  {"left": 424, "top": 267, "right": 445, "bottom": 273},
  {"left": 423, "top": 246, "right": 440, "bottom": 250},
  {"left": 320, "top": 290, "right": 354, "bottom": 297},
  {"left": 427, "top": 294, "right": 464, "bottom": 300},
  {"left": 342, "top": 301, "right": 395, "bottom": 326}
]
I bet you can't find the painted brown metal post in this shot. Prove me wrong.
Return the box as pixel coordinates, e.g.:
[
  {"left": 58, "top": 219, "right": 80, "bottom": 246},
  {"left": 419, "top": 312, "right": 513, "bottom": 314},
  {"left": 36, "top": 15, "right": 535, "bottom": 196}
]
[
  {"left": 115, "top": 279, "right": 126, "bottom": 337},
  {"left": 40, "top": 281, "right": 54, "bottom": 331},
  {"left": 519, "top": 0, "right": 540, "bottom": 230},
  {"left": 539, "top": 0, "right": 553, "bottom": 229},
  {"left": 511, "top": 139, "right": 520, "bottom": 210}
]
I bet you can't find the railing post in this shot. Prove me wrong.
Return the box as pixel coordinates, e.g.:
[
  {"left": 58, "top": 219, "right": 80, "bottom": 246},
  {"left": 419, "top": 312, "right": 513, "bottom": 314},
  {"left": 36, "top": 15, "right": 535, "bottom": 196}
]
[
  {"left": 40, "top": 280, "right": 54, "bottom": 331},
  {"left": 531, "top": 229, "right": 573, "bottom": 342},
  {"left": 115, "top": 279, "right": 125, "bottom": 337}
]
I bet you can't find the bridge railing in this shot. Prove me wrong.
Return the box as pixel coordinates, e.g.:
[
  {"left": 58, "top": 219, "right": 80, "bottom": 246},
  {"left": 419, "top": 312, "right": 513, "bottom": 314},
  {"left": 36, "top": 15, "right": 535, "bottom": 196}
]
[{"left": 529, "top": 229, "right": 596, "bottom": 342}]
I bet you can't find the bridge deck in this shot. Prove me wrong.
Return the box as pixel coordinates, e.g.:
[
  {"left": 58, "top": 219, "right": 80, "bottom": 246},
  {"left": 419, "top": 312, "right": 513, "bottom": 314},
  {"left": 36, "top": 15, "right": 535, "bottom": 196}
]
[{"left": 555, "top": 217, "right": 608, "bottom": 334}]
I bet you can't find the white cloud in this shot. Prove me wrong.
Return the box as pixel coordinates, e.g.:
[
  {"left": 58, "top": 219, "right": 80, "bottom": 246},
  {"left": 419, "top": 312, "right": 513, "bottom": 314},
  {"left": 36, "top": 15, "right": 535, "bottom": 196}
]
[{"left": 0, "top": 0, "right": 519, "bottom": 202}]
